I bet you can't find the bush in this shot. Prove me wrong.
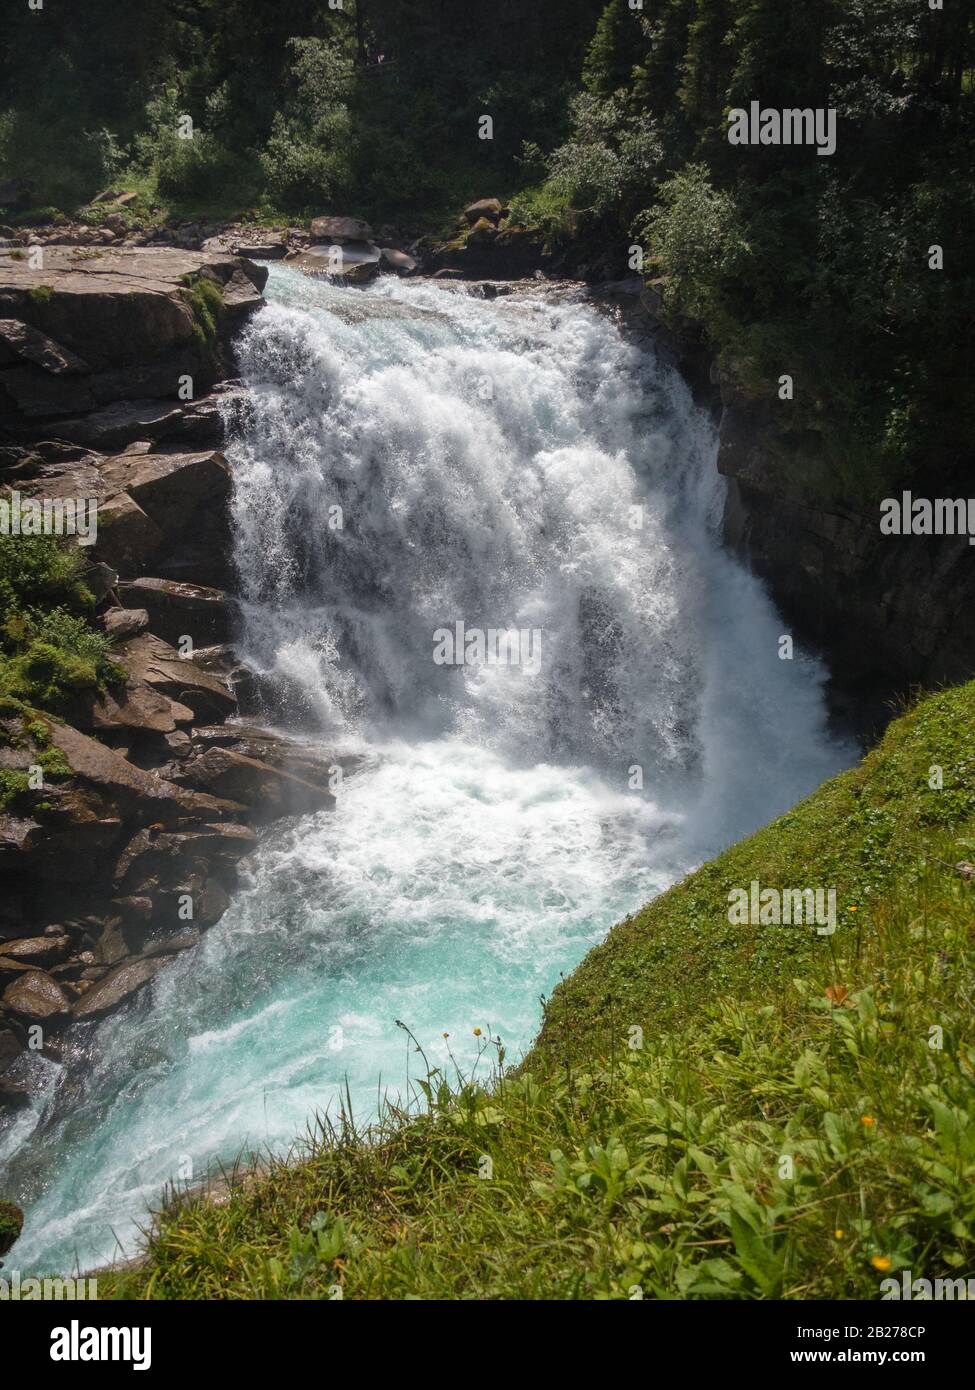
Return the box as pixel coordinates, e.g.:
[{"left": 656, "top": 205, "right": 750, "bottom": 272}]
[
  {"left": 0, "top": 533, "right": 94, "bottom": 611},
  {"left": 635, "top": 166, "right": 754, "bottom": 339},
  {"left": 0, "top": 535, "right": 121, "bottom": 714}
]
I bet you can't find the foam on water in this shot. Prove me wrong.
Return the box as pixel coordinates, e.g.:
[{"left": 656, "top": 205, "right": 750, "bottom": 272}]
[{"left": 1, "top": 269, "right": 854, "bottom": 1272}]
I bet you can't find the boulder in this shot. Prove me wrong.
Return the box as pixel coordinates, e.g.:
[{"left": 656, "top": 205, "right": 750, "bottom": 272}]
[
  {"left": 292, "top": 242, "right": 381, "bottom": 284},
  {"left": 462, "top": 198, "right": 508, "bottom": 225},
  {"left": 95, "top": 446, "right": 233, "bottom": 584},
  {"left": 116, "top": 577, "right": 238, "bottom": 647},
  {"left": 78, "top": 677, "right": 189, "bottom": 736},
  {"left": 0, "top": 247, "right": 267, "bottom": 433},
  {"left": 232, "top": 238, "right": 288, "bottom": 260},
  {"left": 0, "top": 318, "right": 90, "bottom": 374},
  {"left": 1, "top": 969, "right": 70, "bottom": 1022},
  {"left": 173, "top": 746, "right": 336, "bottom": 821},
  {"left": 379, "top": 247, "right": 419, "bottom": 276},
  {"left": 102, "top": 606, "right": 150, "bottom": 640},
  {"left": 112, "top": 631, "right": 236, "bottom": 721},
  {"left": 92, "top": 491, "right": 163, "bottom": 573},
  {"left": 310, "top": 215, "right": 374, "bottom": 243},
  {"left": 51, "top": 398, "right": 188, "bottom": 451},
  {"left": 45, "top": 383, "right": 247, "bottom": 452},
  {"left": 467, "top": 216, "right": 498, "bottom": 246},
  {"left": 190, "top": 724, "right": 360, "bottom": 794},
  {"left": 113, "top": 822, "right": 256, "bottom": 893},
  {"left": 0, "top": 935, "right": 72, "bottom": 965},
  {"left": 70, "top": 954, "right": 170, "bottom": 1021},
  {"left": 220, "top": 266, "right": 266, "bottom": 320},
  {"left": 41, "top": 717, "right": 232, "bottom": 820},
  {"left": 98, "top": 447, "right": 231, "bottom": 534}
]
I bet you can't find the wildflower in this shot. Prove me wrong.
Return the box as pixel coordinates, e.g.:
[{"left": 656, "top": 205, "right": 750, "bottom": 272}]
[
  {"left": 834, "top": 1229, "right": 845, "bottom": 1240},
  {"left": 871, "top": 1256, "right": 892, "bottom": 1272},
  {"left": 442, "top": 1032, "right": 449, "bottom": 1039},
  {"left": 473, "top": 1027, "right": 482, "bottom": 1037},
  {"left": 861, "top": 1115, "right": 876, "bottom": 1128}
]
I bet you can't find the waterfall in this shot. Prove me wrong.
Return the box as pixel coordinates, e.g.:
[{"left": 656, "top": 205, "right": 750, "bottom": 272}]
[{"left": 0, "top": 267, "right": 854, "bottom": 1273}]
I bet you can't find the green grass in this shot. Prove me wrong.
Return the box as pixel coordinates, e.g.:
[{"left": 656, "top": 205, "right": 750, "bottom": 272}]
[
  {"left": 0, "top": 533, "right": 123, "bottom": 717},
  {"left": 88, "top": 682, "right": 975, "bottom": 1298}
]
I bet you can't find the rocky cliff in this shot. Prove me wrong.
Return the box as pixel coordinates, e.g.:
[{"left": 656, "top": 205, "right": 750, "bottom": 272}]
[
  {"left": 717, "top": 408, "right": 975, "bottom": 702},
  {"left": 597, "top": 276, "right": 975, "bottom": 729},
  {"left": 0, "top": 245, "right": 354, "bottom": 1113}
]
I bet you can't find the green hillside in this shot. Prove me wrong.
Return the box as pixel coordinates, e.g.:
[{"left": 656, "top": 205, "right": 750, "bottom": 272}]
[{"left": 101, "top": 682, "right": 975, "bottom": 1299}]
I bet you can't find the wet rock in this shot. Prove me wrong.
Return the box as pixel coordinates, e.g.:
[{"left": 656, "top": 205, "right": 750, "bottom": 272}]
[
  {"left": 0, "top": 935, "right": 72, "bottom": 965},
  {"left": 0, "top": 1078, "right": 30, "bottom": 1112},
  {"left": 173, "top": 746, "right": 336, "bottom": 821},
  {"left": 1, "top": 969, "right": 71, "bottom": 1023},
  {"left": 0, "top": 1029, "right": 21, "bottom": 1072},
  {"left": 292, "top": 242, "right": 381, "bottom": 284},
  {"left": 380, "top": 247, "right": 419, "bottom": 275},
  {"left": 70, "top": 954, "right": 170, "bottom": 1021},
  {"left": 143, "top": 929, "right": 201, "bottom": 958}
]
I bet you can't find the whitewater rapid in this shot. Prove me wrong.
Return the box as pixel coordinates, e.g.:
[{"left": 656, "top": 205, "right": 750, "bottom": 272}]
[{"left": 1, "top": 267, "right": 854, "bottom": 1272}]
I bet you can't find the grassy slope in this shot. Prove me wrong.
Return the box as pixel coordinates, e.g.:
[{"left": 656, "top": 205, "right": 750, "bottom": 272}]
[{"left": 102, "top": 684, "right": 975, "bottom": 1300}]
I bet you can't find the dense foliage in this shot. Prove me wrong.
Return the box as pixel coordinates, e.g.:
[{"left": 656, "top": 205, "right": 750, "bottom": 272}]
[
  {"left": 521, "top": 0, "right": 975, "bottom": 500},
  {"left": 0, "top": 0, "right": 603, "bottom": 223},
  {"left": 2, "top": 2, "right": 971, "bottom": 499},
  {"left": 0, "top": 534, "right": 121, "bottom": 717}
]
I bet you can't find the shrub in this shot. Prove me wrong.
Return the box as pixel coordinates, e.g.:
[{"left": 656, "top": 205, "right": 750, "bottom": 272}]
[
  {"left": 0, "top": 536, "right": 122, "bottom": 713},
  {"left": 634, "top": 166, "right": 754, "bottom": 339},
  {"left": 0, "top": 532, "right": 94, "bottom": 611}
]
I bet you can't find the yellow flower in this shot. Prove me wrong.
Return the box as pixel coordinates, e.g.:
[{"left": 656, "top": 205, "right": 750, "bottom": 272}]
[
  {"left": 848, "top": 906, "right": 858, "bottom": 912},
  {"left": 442, "top": 1032, "right": 449, "bottom": 1039},
  {"left": 834, "top": 1229, "right": 845, "bottom": 1240},
  {"left": 473, "top": 1027, "right": 482, "bottom": 1037},
  {"left": 871, "top": 1256, "right": 892, "bottom": 1272},
  {"left": 861, "top": 1115, "right": 876, "bottom": 1127}
]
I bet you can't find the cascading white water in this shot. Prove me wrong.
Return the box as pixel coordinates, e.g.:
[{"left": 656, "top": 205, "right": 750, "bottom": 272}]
[{"left": 1, "top": 267, "right": 855, "bottom": 1273}]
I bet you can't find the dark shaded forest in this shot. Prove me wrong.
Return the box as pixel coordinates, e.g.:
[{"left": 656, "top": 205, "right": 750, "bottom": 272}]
[{"left": 1, "top": 0, "right": 973, "bottom": 498}]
